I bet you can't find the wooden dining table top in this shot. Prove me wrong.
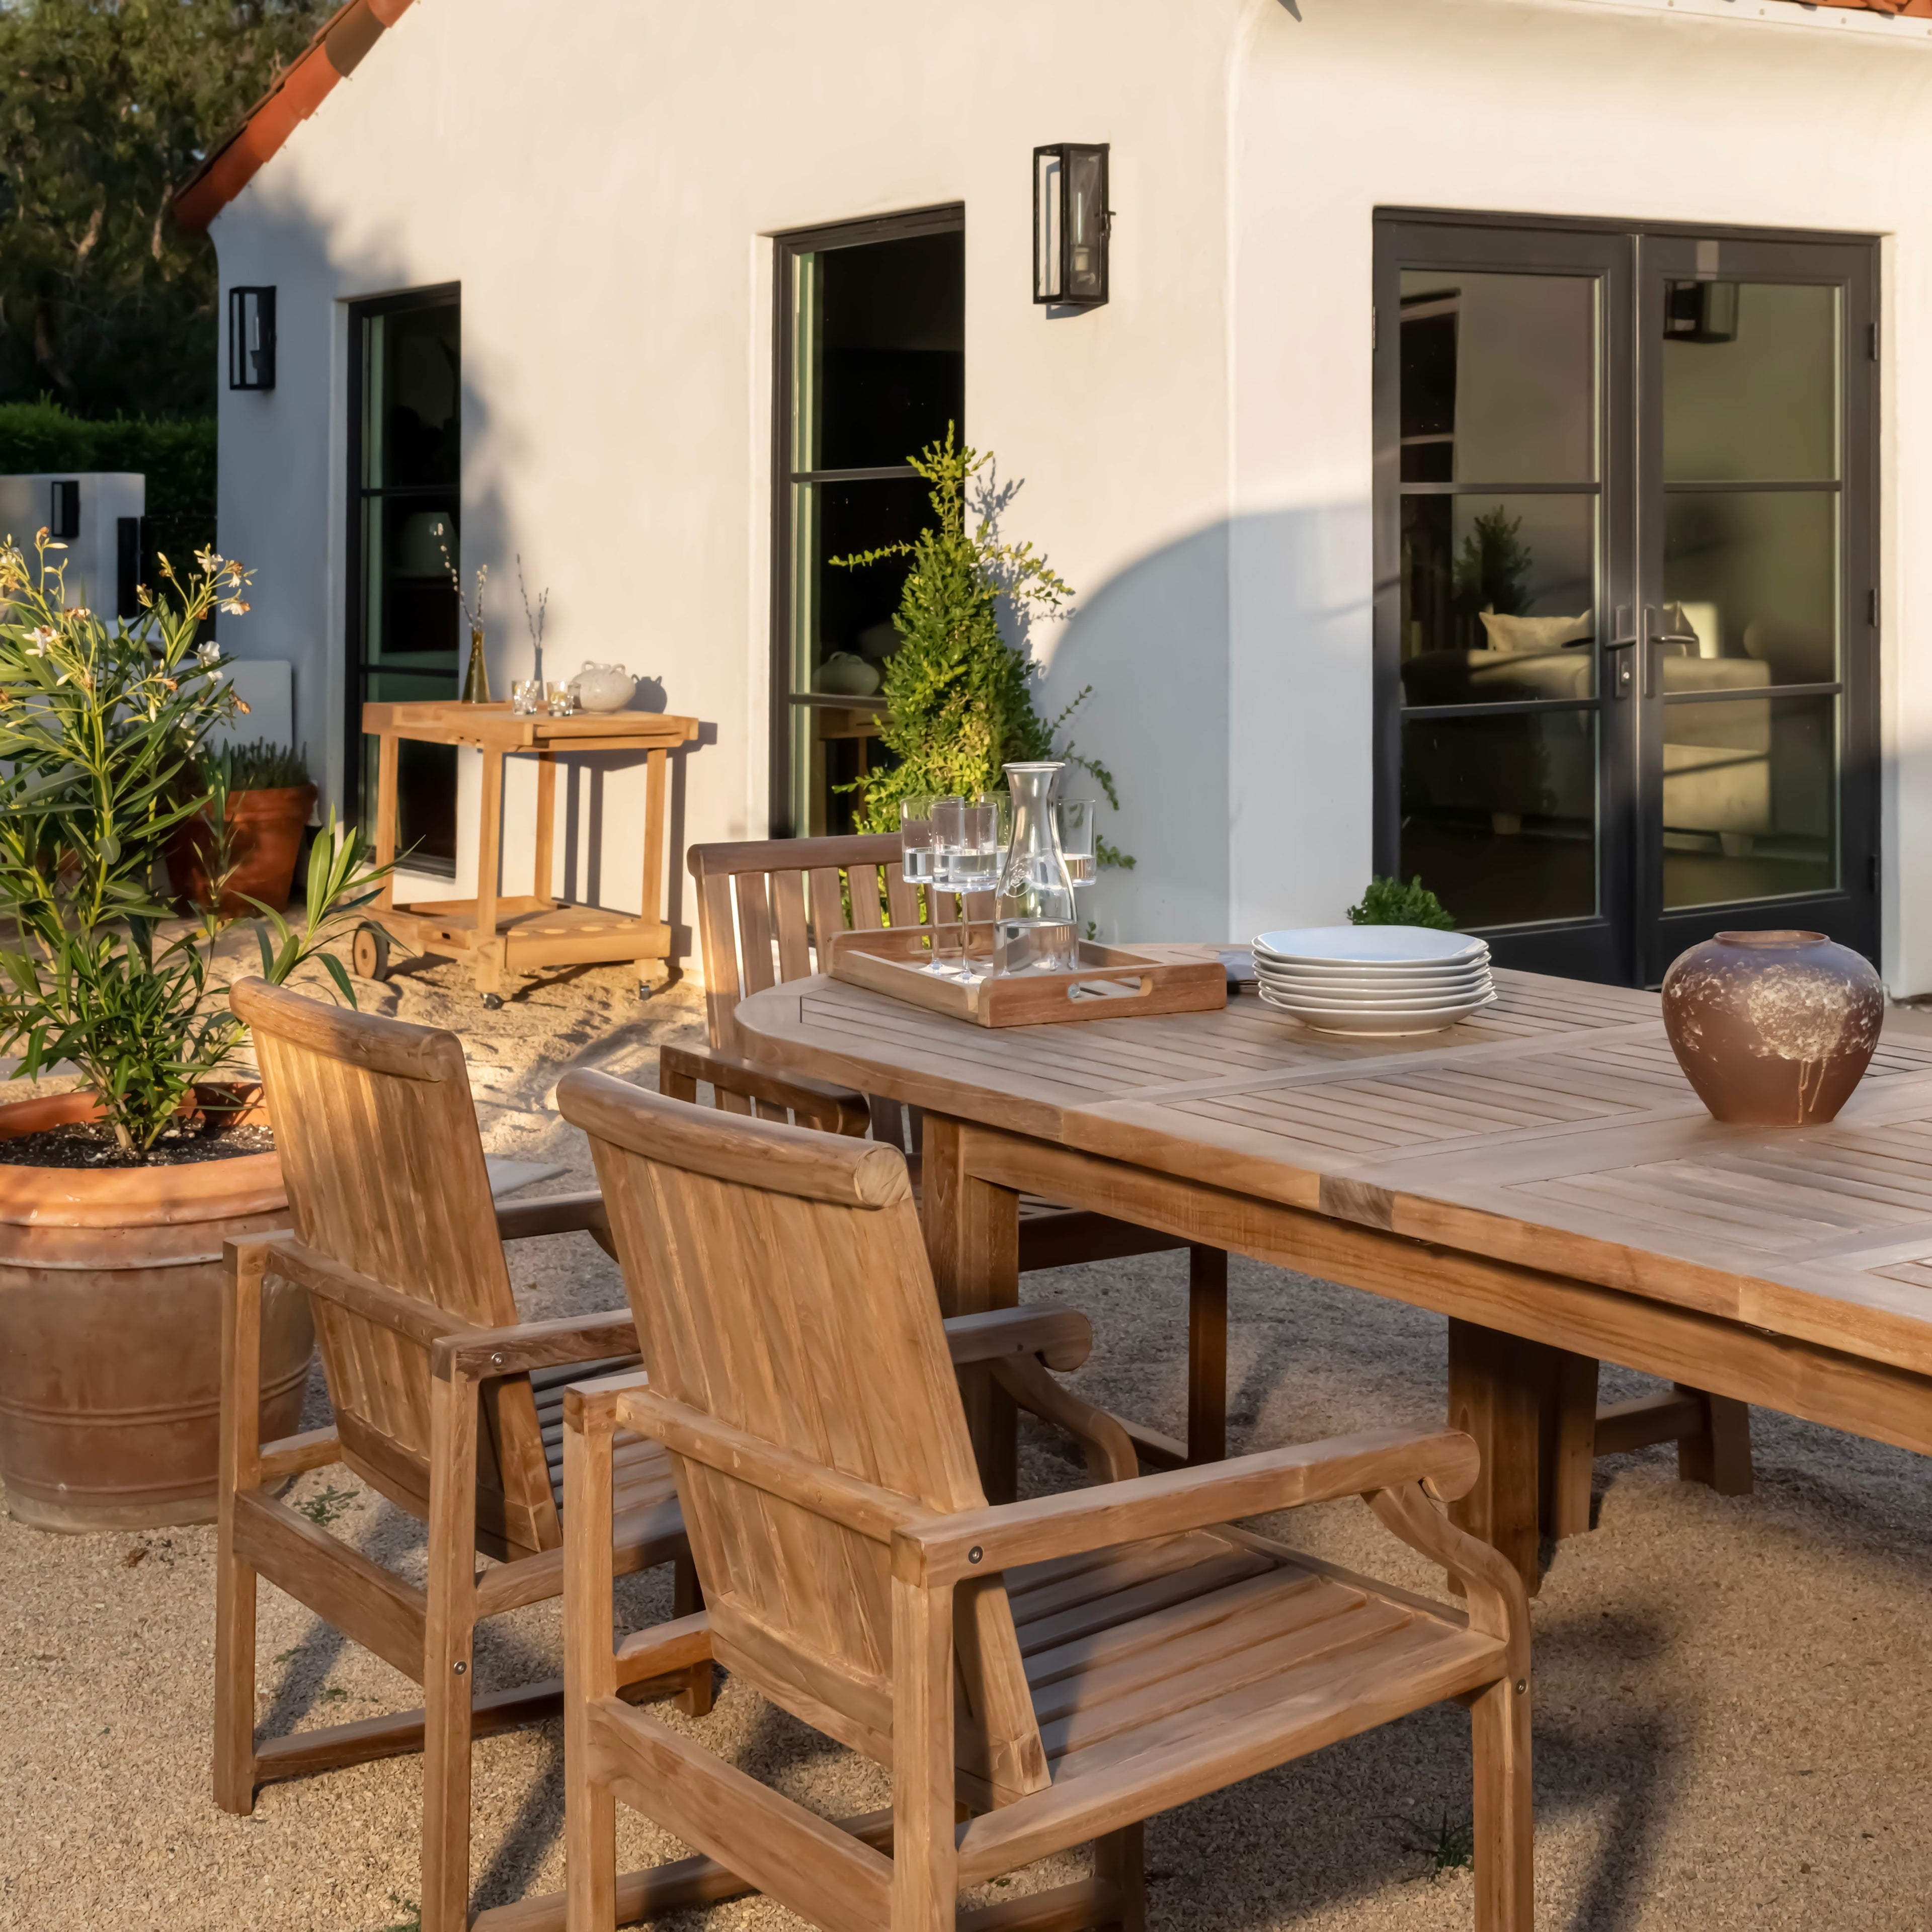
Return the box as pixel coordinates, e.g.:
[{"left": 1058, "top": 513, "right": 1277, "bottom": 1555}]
[{"left": 732, "top": 952, "right": 1932, "bottom": 1389}]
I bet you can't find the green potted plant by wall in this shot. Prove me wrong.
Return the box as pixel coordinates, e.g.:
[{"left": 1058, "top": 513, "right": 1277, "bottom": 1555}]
[
  {"left": 0, "top": 537, "right": 383, "bottom": 1531},
  {"left": 168, "top": 738, "right": 317, "bottom": 917},
  {"left": 834, "top": 427, "right": 1133, "bottom": 868}
]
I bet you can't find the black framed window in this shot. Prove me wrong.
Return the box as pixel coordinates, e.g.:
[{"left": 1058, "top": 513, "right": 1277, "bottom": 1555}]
[
  {"left": 347, "top": 284, "right": 461, "bottom": 872},
  {"left": 771, "top": 208, "right": 963, "bottom": 836}
]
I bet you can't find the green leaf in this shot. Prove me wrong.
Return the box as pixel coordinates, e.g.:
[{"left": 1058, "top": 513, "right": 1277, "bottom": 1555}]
[{"left": 317, "top": 952, "right": 358, "bottom": 1008}]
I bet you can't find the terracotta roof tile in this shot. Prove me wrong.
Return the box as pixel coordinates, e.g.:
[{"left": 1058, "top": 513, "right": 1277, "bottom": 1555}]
[{"left": 171, "top": 0, "right": 415, "bottom": 235}]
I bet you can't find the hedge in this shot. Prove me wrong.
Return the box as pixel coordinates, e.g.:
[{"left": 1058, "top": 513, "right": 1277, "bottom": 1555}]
[{"left": 0, "top": 397, "right": 215, "bottom": 518}]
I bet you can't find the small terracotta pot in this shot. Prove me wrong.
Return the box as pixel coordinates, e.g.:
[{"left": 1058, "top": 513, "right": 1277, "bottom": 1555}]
[
  {"left": 168, "top": 782, "right": 318, "bottom": 918},
  {"left": 0, "top": 1090, "right": 307, "bottom": 1532},
  {"left": 1661, "top": 929, "right": 1884, "bottom": 1126}
]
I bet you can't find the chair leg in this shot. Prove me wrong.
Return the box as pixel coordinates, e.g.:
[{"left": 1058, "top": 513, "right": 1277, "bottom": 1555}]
[
  {"left": 673, "top": 1553, "right": 713, "bottom": 1717},
  {"left": 212, "top": 1510, "right": 259, "bottom": 1814},
  {"left": 1094, "top": 1822, "right": 1147, "bottom": 1932},
  {"left": 1470, "top": 1674, "right": 1533, "bottom": 1931},
  {"left": 422, "top": 1371, "right": 481, "bottom": 1932},
  {"left": 1676, "top": 1385, "right": 1754, "bottom": 1497},
  {"left": 1185, "top": 1247, "right": 1228, "bottom": 1465},
  {"left": 566, "top": 1399, "right": 619, "bottom": 1932}
]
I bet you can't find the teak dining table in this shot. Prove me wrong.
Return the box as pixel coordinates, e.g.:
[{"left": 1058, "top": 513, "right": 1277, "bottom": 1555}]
[{"left": 733, "top": 953, "right": 1932, "bottom": 1592}]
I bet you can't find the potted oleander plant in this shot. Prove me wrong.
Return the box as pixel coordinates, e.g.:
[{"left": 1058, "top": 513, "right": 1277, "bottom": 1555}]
[
  {"left": 168, "top": 737, "right": 317, "bottom": 916},
  {"left": 0, "top": 535, "right": 384, "bottom": 1531}
]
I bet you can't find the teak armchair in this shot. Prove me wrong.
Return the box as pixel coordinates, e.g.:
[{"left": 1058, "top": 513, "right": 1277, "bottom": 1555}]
[
  {"left": 557, "top": 1078, "right": 1535, "bottom": 1932},
  {"left": 662, "top": 833, "right": 1234, "bottom": 1472},
  {"left": 214, "top": 981, "right": 701, "bottom": 1932}
]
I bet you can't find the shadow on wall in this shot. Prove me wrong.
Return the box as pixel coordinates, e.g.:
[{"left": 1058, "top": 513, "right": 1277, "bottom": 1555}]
[
  {"left": 216, "top": 194, "right": 704, "bottom": 942},
  {"left": 1036, "top": 501, "right": 1373, "bottom": 946}
]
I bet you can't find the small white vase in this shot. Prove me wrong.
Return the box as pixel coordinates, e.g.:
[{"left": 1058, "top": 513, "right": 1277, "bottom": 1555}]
[{"left": 570, "top": 662, "right": 636, "bottom": 713}]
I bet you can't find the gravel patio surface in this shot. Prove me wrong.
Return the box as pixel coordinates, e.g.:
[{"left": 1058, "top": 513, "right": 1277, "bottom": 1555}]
[{"left": 3, "top": 948, "right": 1927, "bottom": 1930}]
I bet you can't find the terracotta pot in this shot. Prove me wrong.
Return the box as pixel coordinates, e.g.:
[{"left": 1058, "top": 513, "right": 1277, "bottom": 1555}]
[
  {"left": 1661, "top": 929, "right": 1885, "bottom": 1126},
  {"left": 168, "top": 782, "right": 318, "bottom": 918},
  {"left": 0, "top": 1091, "right": 308, "bottom": 1532}
]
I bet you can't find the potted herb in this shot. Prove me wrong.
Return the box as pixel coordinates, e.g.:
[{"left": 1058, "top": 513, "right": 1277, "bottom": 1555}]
[
  {"left": 0, "top": 536, "right": 383, "bottom": 1531},
  {"left": 168, "top": 737, "right": 318, "bottom": 917}
]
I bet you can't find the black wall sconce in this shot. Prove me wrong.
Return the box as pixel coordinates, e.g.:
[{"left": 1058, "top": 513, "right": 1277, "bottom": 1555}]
[
  {"left": 1033, "top": 143, "right": 1110, "bottom": 307},
  {"left": 49, "top": 478, "right": 79, "bottom": 541},
  {"left": 229, "top": 286, "right": 277, "bottom": 390}
]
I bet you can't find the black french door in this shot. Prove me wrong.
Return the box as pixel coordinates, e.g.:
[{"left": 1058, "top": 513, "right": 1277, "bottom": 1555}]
[{"left": 1374, "top": 215, "right": 1878, "bottom": 987}]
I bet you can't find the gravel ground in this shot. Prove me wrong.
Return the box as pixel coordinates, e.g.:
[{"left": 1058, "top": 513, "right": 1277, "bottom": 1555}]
[{"left": 3, "top": 947, "right": 1928, "bottom": 1930}]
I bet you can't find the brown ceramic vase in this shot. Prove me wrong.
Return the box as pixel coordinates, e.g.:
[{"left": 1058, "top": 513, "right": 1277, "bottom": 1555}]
[
  {"left": 1660, "top": 929, "right": 1884, "bottom": 1127},
  {"left": 0, "top": 1090, "right": 308, "bottom": 1532},
  {"left": 168, "top": 781, "right": 318, "bottom": 918}
]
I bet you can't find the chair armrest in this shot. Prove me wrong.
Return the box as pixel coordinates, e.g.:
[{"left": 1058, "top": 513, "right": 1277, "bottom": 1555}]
[
  {"left": 941, "top": 1300, "right": 1091, "bottom": 1372},
  {"left": 893, "top": 1426, "right": 1481, "bottom": 1584},
  {"left": 659, "top": 1041, "right": 871, "bottom": 1136},
  {"left": 576, "top": 1381, "right": 934, "bottom": 1545},
  {"left": 991, "top": 1354, "right": 1139, "bottom": 1484},
  {"left": 434, "top": 1310, "right": 639, "bottom": 1384},
  {"left": 495, "top": 1189, "right": 615, "bottom": 1259}
]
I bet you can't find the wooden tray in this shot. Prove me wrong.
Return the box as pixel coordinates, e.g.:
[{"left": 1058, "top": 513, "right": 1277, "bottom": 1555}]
[{"left": 826, "top": 927, "right": 1227, "bottom": 1027}]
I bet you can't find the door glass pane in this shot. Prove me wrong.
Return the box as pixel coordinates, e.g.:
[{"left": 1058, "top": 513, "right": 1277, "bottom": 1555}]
[
  {"left": 793, "top": 234, "right": 964, "bottom": 472},
  {"left": 1663, "top": 283, "right": 1837, "bottom": 482},
  {"left": 1662, "top": 692, "right": 1836, "bottom": 908},
  {"left": 1399, "top": 270, "right": 1597, "bottom": 483},
  {"left": 356, "top": 298, "right": 461, "bottom": 870},
  {"left": 1661, "top": 490, "right": 1837, "bottom": 689},
  {"left": 1400, "top": 709, "right": 1598, "bottom": 928},
  {"left": 1400, "top": 493, "right": 1597, "bottom": 703}
]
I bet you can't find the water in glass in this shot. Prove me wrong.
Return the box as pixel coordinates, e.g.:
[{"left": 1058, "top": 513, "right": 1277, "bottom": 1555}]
[{"left": 1056, "top": 798, "right": 1097, "bottom": 885}]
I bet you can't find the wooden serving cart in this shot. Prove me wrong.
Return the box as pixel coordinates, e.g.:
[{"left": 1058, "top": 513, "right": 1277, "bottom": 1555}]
[{"left": 358, "top": 699, "right": 700, "bottom": 1005}]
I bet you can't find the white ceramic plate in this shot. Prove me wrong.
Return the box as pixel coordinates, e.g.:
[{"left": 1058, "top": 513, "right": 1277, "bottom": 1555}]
[
  {"left": 1256, "top": 963, "right": 1493, "bottom": 996},
  {"left": 1259, "top": 988, "right": 1499, "bottom": 1034},
  {"left": 1261, "top": 993, "right": 1497, "bottom": 1020},
  {"left": 1253, "top": 925, "right": 1488, "bottom": 968}
]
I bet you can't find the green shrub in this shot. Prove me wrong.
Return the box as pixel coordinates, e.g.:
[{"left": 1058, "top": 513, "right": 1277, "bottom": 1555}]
[
  {"left": 0, "top": 397, "right": 215, "bottom": 517},
  {"left": 1347, "top": 874, "right": 1457, "bottom": 930}
]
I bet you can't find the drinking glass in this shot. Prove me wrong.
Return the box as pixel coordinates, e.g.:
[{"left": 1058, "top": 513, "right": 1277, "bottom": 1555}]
[
  {"left": 949, "top": 795, "right": 1002, "bottom": 891},
  {"left": 930, "top": 795, "right": 965, "bottom": 888},
  {"left": 899, "top": 796, "right": 936, "bottom": 886},
  {"left": 510, "top": 678, "right": 541, "bottom": 716},
  {"left": 1056, "top": 799, "right": 1097, "bottom": 887},
  {"left": 546, "top": 682, "right": 574, "bottom": 717}
]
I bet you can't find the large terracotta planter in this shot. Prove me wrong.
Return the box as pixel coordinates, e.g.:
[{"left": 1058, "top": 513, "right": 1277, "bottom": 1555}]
[
  {"left": 168, "top": 782, "right": 318, "bottom": 918},
  {"left": 1661, "top": 929, "right": 1885, "bottom": 1127},
  {"left": 0, "top": 1091, "right": 309, "bottom": 1532}
]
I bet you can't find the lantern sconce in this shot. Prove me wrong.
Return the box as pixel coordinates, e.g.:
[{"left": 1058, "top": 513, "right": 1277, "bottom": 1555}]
[
  {"left": 1033, "top": 144, "right": 1110, "bottom": 308},
  {"left": 228, "top": 286, "right": 277, "bottom": 390}
]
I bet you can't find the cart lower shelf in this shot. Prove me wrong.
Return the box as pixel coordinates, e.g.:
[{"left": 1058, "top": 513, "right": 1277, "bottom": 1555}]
[{"left": 367, "top": 896, "right": 673, "bottom": 1002}]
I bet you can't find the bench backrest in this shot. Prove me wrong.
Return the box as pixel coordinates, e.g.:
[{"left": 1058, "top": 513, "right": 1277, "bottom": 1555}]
[
  {"left": 232, "top": 979, "right": 561, "bottom": 1560},
  {"left": 558, "top": 1071, "right": 1050, "bottom": 1805}
]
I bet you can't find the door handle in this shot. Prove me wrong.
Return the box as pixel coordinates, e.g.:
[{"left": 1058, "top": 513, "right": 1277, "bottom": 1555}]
[
  {"left": 1604, "top": 606, "right": 1638, "bottom": 697},
  {"left": 1641, "top": 605, "right": 1701, "bottom": 697}
]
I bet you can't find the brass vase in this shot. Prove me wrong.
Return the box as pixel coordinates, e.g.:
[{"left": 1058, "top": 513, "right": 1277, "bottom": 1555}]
[
  {"left": 1660, "top": 929, "right": 1884, "bottom": 1126},
  {"left": 462, "top": 625, "right": 491, "bottom": 703}
]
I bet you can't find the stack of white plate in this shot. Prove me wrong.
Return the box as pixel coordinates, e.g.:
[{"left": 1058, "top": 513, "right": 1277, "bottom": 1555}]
[{"left": 1251, "top": 926, "right": 1495, "bottom": 1035}]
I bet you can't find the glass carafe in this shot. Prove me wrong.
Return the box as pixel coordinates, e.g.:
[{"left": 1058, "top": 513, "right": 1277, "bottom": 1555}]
[{"left": 994, "top": 762, "right": 1079, "bottom": 975}]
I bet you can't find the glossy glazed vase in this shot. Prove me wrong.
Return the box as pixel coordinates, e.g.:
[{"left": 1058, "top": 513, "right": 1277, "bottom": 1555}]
[
  {"left": 994, "top": 762, "right": 1078, "bottom": 975},
  {"left": 1660, "top": 929, "right": 1884, "bottom": 1126}
]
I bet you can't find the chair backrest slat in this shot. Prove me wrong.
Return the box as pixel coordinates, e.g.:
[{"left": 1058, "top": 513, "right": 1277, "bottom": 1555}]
[
  {"left": 559, "top": 1072, "right": 1050, "bottom": 1804},
  {"left": 733, "top": 871, "right": 777, "bottom": 997},
  {"left": 233, "top": 980, "right": 561, "bottom": 1559},
  {"left": 772, "top": 870, "right": 813, "bottom": 984}
]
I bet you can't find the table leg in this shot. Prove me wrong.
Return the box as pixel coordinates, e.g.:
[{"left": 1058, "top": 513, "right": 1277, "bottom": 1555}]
[
  {"left": 641, "top": 746, "right": 668, "bottom": 932},
  {"left": 1676, "top": 1384, "right": 1754, "bottom": 1496},
  {"left": 474, "top": 750, "right": 504, "bottom": 998},
  {"left": 374, "top": 731, "right": 399, "bottom": 912},
  {"left": 922, "top": 1115, "right": 1019, "bottom": 1503},
  {"left": 1186, "top": 1246, "right": 1228, "bottom": 1465},
  {"left": 533, "top": 752, "right": 557, "bottom": 904},
  {"left": 1447, "top": 1318, "right": 1545, "bottom": 1597},
  {"left": 1542, "top": 1349, "right": 1599, "bottom": 1542}
]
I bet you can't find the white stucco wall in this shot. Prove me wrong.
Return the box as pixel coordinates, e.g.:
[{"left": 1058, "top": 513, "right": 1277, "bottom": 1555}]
[{"left": 211, "top": 0, "right": 1932, "bottom": 987}]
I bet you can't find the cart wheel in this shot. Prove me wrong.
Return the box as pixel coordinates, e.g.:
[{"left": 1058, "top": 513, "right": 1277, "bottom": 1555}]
[
  {"left": 481, "top": 992, "right": 505, "bottom": 1011},
  {"left": 351, "top": 923, "right": 390, "bottom": 982}
]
